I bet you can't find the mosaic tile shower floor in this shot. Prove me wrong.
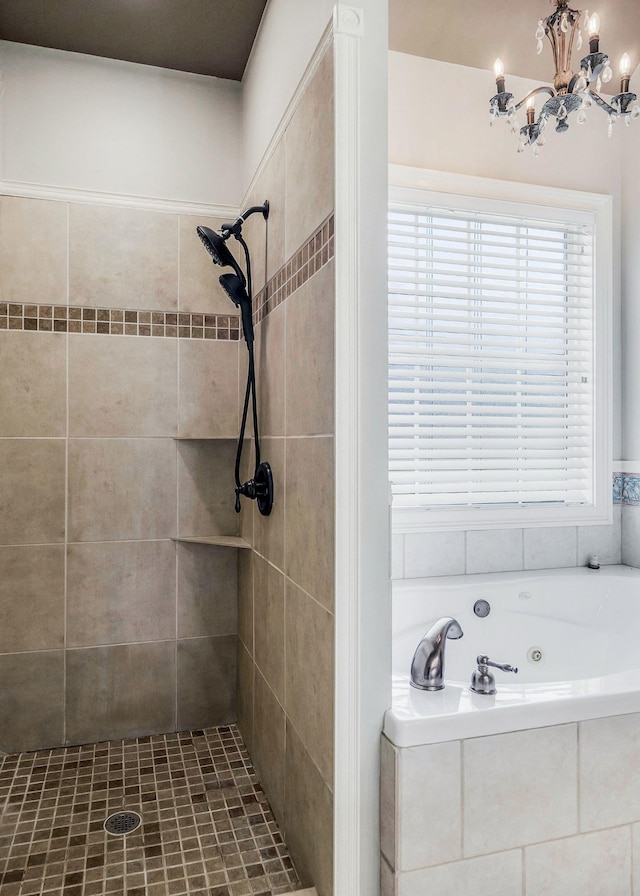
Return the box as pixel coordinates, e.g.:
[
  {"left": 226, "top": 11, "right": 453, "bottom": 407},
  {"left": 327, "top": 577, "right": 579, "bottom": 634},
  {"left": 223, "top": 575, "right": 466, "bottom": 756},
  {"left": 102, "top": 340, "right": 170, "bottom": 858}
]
[{"left": 0, "top": 726, "right": 302, "bottom": 896}]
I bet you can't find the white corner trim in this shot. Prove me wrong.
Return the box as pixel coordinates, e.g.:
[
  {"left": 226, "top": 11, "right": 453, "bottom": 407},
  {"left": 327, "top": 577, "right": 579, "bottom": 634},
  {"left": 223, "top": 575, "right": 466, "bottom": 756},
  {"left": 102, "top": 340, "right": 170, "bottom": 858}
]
[
  {"left": 335, "top": 5, "right": 365, "bottom": 36},
  {"left": 333, "top": 8, "right": 363, "bottom": 896},
  {"left": 0, "top": 179, "right": 238, "bottom": 219}
]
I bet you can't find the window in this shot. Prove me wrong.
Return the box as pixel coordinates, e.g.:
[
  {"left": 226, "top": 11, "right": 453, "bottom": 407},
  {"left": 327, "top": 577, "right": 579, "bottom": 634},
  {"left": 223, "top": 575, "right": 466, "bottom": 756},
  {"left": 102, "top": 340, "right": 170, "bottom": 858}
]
[{"left": 389, "top": 168, "right": 612, "bottom": 532}]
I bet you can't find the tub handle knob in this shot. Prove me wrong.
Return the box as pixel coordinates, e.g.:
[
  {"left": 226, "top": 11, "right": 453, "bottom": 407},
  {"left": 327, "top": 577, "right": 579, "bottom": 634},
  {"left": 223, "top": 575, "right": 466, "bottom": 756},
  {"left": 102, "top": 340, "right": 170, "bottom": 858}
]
[
  {"left": 471, "top": 655, "right": 518, "bottom": 696},
  {"left": 478, "top": 654, "right": 518, "bottom": 674}
]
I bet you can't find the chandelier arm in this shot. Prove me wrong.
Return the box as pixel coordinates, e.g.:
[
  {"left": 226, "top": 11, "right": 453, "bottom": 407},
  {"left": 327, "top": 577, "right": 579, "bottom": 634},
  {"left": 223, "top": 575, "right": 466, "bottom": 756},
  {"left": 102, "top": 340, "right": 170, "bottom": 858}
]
[
  {"left": 513, "top": 86, "right": 555, "bottom": 113},
  {"left": 587, "top": 90, "right": 619, "bottom": 116}
]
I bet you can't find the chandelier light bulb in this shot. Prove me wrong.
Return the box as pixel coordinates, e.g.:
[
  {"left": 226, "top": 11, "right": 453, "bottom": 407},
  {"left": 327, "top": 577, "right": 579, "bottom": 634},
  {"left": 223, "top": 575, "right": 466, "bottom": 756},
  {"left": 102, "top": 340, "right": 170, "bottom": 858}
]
[
  {"left": 588, "top": 12, "right": 600, "bottom": 37},
  {"left": 494, "top": 57, "right": 506, "bottom": 94},
  {"left": 621, "top": 53, "right": 632, "bottom": 76}
]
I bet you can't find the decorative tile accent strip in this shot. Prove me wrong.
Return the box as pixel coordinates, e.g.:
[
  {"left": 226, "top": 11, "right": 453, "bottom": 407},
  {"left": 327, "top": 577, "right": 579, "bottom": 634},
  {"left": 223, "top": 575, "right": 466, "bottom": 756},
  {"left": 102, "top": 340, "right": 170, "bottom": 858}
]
[
  {"left": 622, "top": 474, "right": 640, "bottom": 505},
  {"left": 0, "top": 303, "right": 240, "bottom": 341},
  {"left": 254, "top": 213, "right": 334, "bottom": 324},
  {"left": 613, "top": 473, "right": 625, "bottom": 504},
  {"left": 0, "top": 725, "right": 301, "bottom": 895}
]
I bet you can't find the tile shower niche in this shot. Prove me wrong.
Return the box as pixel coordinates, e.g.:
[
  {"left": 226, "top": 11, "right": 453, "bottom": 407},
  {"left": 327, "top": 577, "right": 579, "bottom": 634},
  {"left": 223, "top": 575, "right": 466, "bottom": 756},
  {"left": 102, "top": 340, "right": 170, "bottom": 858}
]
[{"left": 174, "top": 438, "right": 252, "bottom": 551}]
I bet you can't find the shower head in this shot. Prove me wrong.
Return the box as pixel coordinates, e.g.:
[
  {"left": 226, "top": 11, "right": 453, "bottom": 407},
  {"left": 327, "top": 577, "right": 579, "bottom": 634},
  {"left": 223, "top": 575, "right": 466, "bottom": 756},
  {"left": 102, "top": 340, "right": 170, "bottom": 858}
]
[
  {"left": 196, "top": 226, "right": 245, "bottom": 284},
  {"left": 219, "top": 272, "right": 254, "bottom": 345}
]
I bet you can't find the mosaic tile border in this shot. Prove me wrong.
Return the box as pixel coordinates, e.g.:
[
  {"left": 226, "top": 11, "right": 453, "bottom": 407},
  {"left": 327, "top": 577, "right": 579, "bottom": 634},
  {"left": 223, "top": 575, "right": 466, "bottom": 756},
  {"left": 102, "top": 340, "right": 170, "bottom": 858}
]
[
  {"left": 0, "top": 214, "right": 334, "bottom": 340},
  {"left": 254, "top": 214, "right": 334, "bottom": 324},
  {"left": 0, "top": 304, "right": 241, "bottom": 341},
  {"left": 0, "top": 725, "right": 302, "bottom": 896},
  {"left": 616, "top": 473, "right": 640, "bottom": 505}
]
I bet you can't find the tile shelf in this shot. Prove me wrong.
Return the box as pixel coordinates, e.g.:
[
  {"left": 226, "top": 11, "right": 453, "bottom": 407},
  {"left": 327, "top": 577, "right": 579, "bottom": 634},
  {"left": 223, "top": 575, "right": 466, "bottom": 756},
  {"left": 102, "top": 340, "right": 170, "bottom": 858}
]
[
  {"left": 173, "top": 535, "right": 250, "bottom": 549},
  {"left": 173, "top": 438, "right": 246, "bottom": 549}
]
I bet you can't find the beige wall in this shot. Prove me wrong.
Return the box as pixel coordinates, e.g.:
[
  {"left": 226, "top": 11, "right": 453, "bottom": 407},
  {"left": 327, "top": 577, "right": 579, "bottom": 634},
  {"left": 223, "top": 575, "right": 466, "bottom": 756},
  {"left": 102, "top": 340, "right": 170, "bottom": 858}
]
[
  {"left": 235, "top": 43, "right": 336, "bottom": 896},
  {"left": 0, "top": 194, "right": 244, "bottom": 753}
]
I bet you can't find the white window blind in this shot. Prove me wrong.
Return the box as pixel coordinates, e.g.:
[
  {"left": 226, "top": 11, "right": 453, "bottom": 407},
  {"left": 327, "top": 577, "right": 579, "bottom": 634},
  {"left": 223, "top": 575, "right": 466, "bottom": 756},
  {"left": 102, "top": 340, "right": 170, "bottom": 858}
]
[{"left": 389, "top": 199, "right": 597, "bottom": 518}]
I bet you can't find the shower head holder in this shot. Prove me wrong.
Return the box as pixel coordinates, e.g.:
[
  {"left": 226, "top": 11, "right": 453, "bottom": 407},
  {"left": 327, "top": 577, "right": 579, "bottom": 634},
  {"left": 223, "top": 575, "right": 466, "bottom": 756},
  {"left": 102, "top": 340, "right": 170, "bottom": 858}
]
[{"left": 221, "top": 200, "right": 270, "bottom": 240}]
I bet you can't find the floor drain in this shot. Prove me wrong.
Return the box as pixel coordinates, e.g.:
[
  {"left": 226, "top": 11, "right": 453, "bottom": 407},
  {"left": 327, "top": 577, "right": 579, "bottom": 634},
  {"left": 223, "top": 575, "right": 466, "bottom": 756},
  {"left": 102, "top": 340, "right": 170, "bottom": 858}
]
[{"left": 104, "top": 811, "right": 142, "bottom": 836}]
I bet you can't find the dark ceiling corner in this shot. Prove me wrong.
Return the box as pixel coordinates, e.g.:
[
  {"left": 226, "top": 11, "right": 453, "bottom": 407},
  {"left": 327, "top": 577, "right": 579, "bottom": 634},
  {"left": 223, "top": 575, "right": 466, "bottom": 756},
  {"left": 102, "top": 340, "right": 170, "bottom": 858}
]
[{"left": 0, "top": 0, "right": 269, "bottom": 81}]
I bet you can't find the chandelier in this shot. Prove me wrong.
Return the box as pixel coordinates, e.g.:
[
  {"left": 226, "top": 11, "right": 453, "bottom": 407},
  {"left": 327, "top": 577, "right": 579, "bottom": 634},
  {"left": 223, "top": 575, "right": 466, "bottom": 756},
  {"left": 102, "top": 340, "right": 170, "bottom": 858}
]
[{"left": 490, "top": 0, "right": 640, "bottom": 153}]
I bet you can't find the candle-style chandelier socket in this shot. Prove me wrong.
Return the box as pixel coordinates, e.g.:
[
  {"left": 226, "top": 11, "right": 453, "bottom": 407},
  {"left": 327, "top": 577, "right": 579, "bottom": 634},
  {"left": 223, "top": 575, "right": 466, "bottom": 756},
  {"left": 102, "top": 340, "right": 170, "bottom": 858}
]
[{"left": 490, "top": 0, "right": 640, "bottom": 154}]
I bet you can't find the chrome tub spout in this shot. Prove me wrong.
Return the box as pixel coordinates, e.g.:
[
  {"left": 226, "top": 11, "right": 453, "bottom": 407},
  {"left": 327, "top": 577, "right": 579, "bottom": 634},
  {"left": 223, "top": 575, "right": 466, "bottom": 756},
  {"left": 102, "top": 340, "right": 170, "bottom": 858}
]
[{"left": 410, "top": 616, "right": 463, "bottom": 691}]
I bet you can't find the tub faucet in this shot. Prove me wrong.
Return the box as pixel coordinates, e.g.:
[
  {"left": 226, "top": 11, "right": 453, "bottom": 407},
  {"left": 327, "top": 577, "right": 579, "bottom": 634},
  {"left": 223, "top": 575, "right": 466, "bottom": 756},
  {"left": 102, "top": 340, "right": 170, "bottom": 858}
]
[{"left": 410, "top": 617, "right": 463, "bottom": 691}]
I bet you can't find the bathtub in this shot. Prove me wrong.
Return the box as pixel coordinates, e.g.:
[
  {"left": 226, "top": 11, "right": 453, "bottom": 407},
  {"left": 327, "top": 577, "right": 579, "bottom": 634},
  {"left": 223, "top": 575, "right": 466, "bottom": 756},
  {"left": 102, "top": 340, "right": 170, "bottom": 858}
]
[{"left": 384, "top": 564, "right": 640, "bottom": 747}]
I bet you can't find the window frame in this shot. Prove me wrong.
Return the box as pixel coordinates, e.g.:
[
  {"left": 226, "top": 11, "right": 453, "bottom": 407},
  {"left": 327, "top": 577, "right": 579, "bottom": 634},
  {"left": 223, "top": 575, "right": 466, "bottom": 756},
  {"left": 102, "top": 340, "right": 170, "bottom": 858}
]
[{"left": 389, "top": 165, "right": 613, "bottom": 534}]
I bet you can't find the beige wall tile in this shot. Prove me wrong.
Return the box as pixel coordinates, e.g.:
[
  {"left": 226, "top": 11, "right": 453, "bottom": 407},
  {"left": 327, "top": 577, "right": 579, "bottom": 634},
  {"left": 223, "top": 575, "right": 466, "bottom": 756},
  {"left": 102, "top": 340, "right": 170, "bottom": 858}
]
[
  {"left": 255, "top": 304, "right": 286, "bottom": 438},
  {"left": 253, "top": 438, "right": 285, "bottom": 570},
  {"left": 396, "top": 741, "right": 461, "bottom": 871},
  {"left": 285, "top": 436, "right": 334, "bottom": 611},
  {"left": 0, "top": 439, "right": 65, "bottom": 545},
  {"left": 180, "top": 214, "right": 245, "bottom": 315},
  {"left": 254, "top": 555, "right": 285, "bottom": 703},
  {"left": 69, "top": 203, "right": 178, "bottom": 310},
  {"left": 0, "top": 332, "right": 66, "bottom": 437},
  {"left": 285, "top": 580, "right": 334, "bottom": 789},
  {"left": 236, "top": 642, "right": 254, "bottom": 755},
  {"left": 396, "top": 851, "right": 523, "bottom": 896},
  {"left": 284, "top": 722, "right": 333, "bottom": 896},
  {"left": 178, "top": 340, "right": 238, "bottom": 438},
  {"left": 285, "top": 260, "right": 334, "bottom": 437},
  {"left": 67, "top": 540, "right": 176, "bottom": 647},
  {"left": 380, "top": 736, "right": 397, "bottom": 869},
  {"left": 0, "top": 545, "right": 65, "bottom": 652},
  {"left": 0, "top": 196, "right": 67, "bottom": 305},
  {"left": 463, "top": 724, "right": 578, "bottom": 856},
  {"left": 177, "top": 439, "right": 239, "bottom": 537},
  {"left": 241, "top": 139, "right": 286, "bottom": 288},
  {"left": 0, "top": 650, "right": 64, "bottom": 753},
  {"left": 69, "top": 334, "right": 178, "bottom": 437},
  {"left": 68, "top": 438, "right": 176, "bottom": 542},
  {"left": 253, "top": 670, "right": 286, "bottom": 830},
  {"left": 284, "top": 46, "right": 334, "bottom": 260},
  {"left": 177, "top": 542, "right": 237, "bottom": 639},
  {"left": 525, "top": 828, "right": 630, "bottom": 896},
  {"left": 177, "top": 635, "right": 236, "bottom": 729},
  {"left": 237, "top": 549, "right": 254, "bottom": 654},
  {"left": 66, "top": 642, "right": 176, "bottom": 744},
  {"left": 580, "top": 713, "right": 640, "bottom": 830}
]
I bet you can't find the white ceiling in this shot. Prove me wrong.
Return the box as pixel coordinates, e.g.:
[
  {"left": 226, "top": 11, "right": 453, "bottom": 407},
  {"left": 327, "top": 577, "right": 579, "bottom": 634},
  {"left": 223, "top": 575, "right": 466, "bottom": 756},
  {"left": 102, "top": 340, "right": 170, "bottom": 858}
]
[{"left": 389, "top": 0, "right": 640, "bottom": 85}]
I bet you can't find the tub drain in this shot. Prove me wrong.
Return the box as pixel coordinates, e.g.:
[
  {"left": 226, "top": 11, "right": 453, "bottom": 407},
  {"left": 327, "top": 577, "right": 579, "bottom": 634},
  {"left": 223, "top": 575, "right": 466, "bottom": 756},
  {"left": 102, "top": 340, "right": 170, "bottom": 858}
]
[
  {"left": 104, "top": 811, "right": 142, "bottom": 836},
  {"left": 528, "top": 647, "right": 544, "bottom": 664}
]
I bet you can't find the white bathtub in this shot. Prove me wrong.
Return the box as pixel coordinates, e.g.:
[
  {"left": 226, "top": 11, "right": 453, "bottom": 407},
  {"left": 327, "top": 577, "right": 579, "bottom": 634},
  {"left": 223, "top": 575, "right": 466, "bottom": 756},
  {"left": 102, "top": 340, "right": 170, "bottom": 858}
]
[{"left": 384, "top": 565, "right": 640, "bottom": 747}]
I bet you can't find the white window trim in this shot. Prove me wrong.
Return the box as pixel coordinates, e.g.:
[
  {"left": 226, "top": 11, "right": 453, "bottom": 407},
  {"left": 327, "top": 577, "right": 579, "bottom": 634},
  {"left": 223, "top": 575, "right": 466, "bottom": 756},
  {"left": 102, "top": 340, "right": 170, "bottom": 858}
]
[{"left": 389, "top": 165, "right": 613, "bottom": 534}]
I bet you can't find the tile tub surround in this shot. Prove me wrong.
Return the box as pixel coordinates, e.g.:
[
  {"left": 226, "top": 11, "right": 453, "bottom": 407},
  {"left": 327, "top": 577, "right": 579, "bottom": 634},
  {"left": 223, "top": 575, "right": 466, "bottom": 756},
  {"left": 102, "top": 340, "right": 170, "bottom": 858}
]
[
  {"left": 393, "top": 503, "right": 623, "bottom": 579},
  {"left": 381, "top": 713, "right": 640, "bottom": 896},
  {"left": 0, "top": 726, "right": 302, "bottom": 896}
]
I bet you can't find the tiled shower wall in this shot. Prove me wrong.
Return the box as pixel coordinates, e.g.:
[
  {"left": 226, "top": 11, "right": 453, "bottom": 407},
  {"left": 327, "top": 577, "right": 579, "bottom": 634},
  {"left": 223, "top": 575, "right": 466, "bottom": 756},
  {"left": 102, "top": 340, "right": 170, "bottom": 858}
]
[
  {"left": 0, "top": 193, "right": 246, "bottom": 753},
  {"left": 234, "top": 43, "right": 335, "bottom": 896}
]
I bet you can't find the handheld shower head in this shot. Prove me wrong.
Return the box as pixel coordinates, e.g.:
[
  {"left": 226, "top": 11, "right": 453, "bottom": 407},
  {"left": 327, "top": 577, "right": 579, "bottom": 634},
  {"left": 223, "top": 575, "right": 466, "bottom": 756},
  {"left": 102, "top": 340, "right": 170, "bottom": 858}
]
[
  {"left": 219, "top": 272, "right": 254, "bottom": 345},
  {"left": 196, "top": 226, "right": 246, "bottom": 284}
]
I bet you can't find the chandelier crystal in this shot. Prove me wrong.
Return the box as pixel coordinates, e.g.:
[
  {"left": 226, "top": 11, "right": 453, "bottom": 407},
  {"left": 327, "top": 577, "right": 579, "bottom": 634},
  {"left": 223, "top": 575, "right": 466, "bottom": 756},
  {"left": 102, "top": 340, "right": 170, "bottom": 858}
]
[{"left": 490, "top": 0, "right": 640, "bottom": 153}]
